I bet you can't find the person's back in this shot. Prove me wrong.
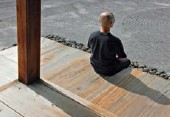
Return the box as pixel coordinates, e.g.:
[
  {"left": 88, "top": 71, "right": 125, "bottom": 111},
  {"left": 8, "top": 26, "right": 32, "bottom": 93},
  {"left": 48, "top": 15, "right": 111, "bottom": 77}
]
[{"left": 88, "top": 12, "right": 131, "bottom": 76}]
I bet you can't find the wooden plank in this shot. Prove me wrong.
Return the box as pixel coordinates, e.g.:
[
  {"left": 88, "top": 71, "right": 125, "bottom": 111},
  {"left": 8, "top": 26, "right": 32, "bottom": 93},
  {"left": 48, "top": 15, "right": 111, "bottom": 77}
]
[
  {"left": 1, "top": 38, "right": 170, "bottom": 117},
  {"left": 0, "top": 101, "right": 21, "bottom": 117},
  {"left": 90, "top": 69, "right": 145, "bottom": 105},
  {"left": 105, "top": 73, "right": 170, "bottom": 117},
  {"left": 41, "top": 79, "right": 118, "bottom": 117},
  {"left": 139, "top": 90, "right": 170, "bottom": 117},
  {"left": 0, "top": 55, "right": 17, "bottom": 87},
  {"left": 0, "top": 81, "right": 17, "bottom": 92},
  {"left": 0, "top": 46, "right": 18, "bottom": 63},
  {"left": 16, "top": 0, "right": 41, "bottom": 84},
  {"left": 0, "top": 81, "right": 71, "bottom": 117}
]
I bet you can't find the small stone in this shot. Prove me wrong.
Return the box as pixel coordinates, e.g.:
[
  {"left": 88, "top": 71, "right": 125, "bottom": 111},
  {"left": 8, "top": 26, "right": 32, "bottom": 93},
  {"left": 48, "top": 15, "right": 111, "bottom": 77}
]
[
  {"left": 64, "top": 41, "right": 69, "bottom": 45},
  {"left": 160, "top": 73, "right": 167, "bottom": 78},
  {"left": 142, "top": 68, "right": 149, "bottom": 72},
  {"left": 138, "top": 64, "right": 146, "bottom": 68},
  {"left": 160, "top": 71, "right": 166, "bottom": 74},
  {"left": 149, "top": 70, "right": 157, "bottom": 75},
  {"left": 54, "top": 35, "right": 60, "bottom": 39},
  {"left": 130, "top": 61, "right": 134, "bottom": 66},
  {"left": 148, "top": 67, "right": 158, "bottom": 71},
  {"left": 81, "top": 47, "right": 88, "bottom": 51},
  {"left": 77, "top": 43, "right": 84, "bottom": 47},
  {"left": 167, "top": 76, "right": 170, "bottom": 80},
  {"left": 68, "top": 40, "right": 77, "bottom": 45},
  {"left": 155, "top": 72, "right": 161, "bottom": 76},
  {"left": 12, "top": 44, "right": 17, "bottom": 46},
  {"left": 86, "top": 49, "right": 92, "bottom": 53},
  {"left": 58, "top": 38, "right": 65, "bottom": 43},
  {"left": 76, "top": 45, "right": 82, "bottom": 49},
  {"left": 133, "top": 62, "right": 139, "bottom": 68},
  {"left": 47, "top": 35, "right": 54, "bottom": 38},
  {"left": 71, "top": 44, "right": 77, "bottom": 48}
]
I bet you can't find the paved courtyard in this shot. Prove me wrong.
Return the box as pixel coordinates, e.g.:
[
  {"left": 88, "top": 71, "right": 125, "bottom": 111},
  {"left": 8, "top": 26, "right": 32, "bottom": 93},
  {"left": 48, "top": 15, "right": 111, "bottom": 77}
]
[{"left": 0, "top": 0, "right": 170, "bottom": 73}]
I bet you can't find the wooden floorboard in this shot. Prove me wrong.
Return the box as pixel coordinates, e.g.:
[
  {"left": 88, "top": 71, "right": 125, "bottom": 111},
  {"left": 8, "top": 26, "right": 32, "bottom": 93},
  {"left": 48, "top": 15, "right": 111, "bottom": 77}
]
[
  {"left": 40, "top": 39, "right": 170, "bottom": 117},
  {"left": 0, "top": 55, "right": 17, "bottom": 87},
  {"left": 0, "top": 101, "right": 21, "bottom": 117},
  {"left": 0, "top": 81, "right": 71, "bottom": 117},
  {"left": 1, "top": 38, "right": 170, "bottom": 117}
]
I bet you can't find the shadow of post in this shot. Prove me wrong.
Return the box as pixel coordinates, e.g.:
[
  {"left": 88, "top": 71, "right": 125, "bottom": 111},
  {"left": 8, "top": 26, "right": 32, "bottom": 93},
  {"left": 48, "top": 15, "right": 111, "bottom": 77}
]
[
  {"left": 28, "top": 80, "right": 101, "bottom": 117},
  {"left": 102, "top": 68, "right": 170, "bottom": 105}
]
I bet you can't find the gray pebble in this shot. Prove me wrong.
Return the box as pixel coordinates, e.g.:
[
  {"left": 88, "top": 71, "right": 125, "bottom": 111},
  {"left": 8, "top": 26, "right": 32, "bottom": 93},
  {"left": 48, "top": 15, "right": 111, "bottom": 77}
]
[
  {"left": 155, "top": 72, "right": 161, "bottom": 76},
  {"left": 130, "top": 62, "right": 134, "bottom": 66},
  {"left": 142, "top": 68, "right": 150, "bottom": 72},
  {"left": 160, "top": 71, "right": 166, "bottom": 74},
  {"left": 71, "top": 44, "right": 77, "bottom": 48},
  {"left": 149, "top": 70, "right": 157, "bottom": 75},
  {"left": 68, "top": 40, "right": 77, "bottom": 45},
  {"left": 12, "top": 44, "right": 17, "bottom": 46},
  {"left": 76, "top": 45, "right": 82, "bottom": 49},
  {"left": 77, "top": 43, "right": 84, "bottom": 47},
  {"left": 138, "top": 64, "right": 146, "bottom": 68},
  {"left": 87, "top": 49, "right": 92, "bottom": 53},
  {"left": 148, "top": 67, "right": 158, "bottom": 71},
  {"left": 160, "top": 73, "right": 167, "bottom": 78},
  {"left": 81, "top": 47, "right": 89, "bottom": 51},
  {"left": 133, "top": 62, "right": 139, "bottom": 68},
  {"left": 47, "top": 35, "right": 54, "bottom": 38}
]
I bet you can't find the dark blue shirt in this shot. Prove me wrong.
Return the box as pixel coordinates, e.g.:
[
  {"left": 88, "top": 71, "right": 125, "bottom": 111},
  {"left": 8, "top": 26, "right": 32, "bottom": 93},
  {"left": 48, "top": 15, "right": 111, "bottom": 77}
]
[{"left": 88, "top": 30, "right": 127, "bottom": 75}]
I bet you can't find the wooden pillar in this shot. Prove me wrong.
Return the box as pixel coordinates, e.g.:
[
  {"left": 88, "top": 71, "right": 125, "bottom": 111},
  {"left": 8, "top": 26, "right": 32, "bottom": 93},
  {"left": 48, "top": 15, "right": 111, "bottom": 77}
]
[{"left": 16, "top": 0, "right": 41, "bottom": 84}]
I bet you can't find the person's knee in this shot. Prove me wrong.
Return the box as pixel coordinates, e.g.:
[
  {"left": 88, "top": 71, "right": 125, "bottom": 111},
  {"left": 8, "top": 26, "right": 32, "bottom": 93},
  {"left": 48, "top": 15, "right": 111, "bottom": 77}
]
[
  {"left": 124, "top": 58, "right": 131, "bottom": 68},
  {"left": 127, "top": 59, "right": 131, "bottom": 66}
]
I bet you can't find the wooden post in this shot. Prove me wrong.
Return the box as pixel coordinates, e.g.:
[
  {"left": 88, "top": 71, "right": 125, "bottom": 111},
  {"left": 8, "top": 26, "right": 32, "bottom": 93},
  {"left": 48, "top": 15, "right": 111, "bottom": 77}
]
[{"left": 16, "top": 0, "right": 41, "bottom": 84}]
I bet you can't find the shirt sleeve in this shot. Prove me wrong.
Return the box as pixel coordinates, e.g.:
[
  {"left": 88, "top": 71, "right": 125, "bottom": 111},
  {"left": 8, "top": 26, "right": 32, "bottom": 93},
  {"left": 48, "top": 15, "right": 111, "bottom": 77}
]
[
  {"left": 116, "top": 39, "right": 127, "bottom": 58},
  {"left": 87, "top": 34, "right": 93, "bottom": 49},
  {"left": 108, "top": 37, "right": 127, "bottom": 58}
]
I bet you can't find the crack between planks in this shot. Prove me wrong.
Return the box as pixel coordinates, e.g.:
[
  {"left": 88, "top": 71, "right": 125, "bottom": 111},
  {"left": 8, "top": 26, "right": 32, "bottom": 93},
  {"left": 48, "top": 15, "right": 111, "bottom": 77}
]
[{"left": 0, "top": 100, "right": 24, "bottom": 117}]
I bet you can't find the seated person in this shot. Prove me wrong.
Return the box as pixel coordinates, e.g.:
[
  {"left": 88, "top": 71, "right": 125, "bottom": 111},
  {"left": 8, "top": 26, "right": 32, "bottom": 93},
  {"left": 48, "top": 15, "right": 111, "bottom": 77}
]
[{"left": 88, "top": 12, "right": 131, "bottom": 76}]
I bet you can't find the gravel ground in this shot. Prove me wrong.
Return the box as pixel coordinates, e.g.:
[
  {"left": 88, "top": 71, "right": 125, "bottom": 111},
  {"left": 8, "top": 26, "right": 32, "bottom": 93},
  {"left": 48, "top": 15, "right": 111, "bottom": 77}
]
[{"left": 0, "top": 0, "right": 170, "bottom": 74}]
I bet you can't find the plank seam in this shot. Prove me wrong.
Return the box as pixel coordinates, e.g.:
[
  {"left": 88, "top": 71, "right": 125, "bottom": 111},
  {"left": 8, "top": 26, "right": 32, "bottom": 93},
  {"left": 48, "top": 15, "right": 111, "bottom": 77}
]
[
  {"left": 40, "top": 79, "right": 118, "bottom": 117},
  {"left": 0, "top": 100, "right": 24, "bottom": 117}
]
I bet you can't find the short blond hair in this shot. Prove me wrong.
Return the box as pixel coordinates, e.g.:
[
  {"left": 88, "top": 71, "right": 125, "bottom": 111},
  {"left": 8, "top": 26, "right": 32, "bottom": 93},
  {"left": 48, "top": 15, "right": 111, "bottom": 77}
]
[{"left": 99, "top": 12, "right": 115, "bottom": 26}]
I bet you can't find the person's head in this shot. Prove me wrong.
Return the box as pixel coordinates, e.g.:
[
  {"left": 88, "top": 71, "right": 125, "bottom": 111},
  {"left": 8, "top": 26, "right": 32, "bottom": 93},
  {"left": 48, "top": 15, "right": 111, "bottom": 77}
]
[{"left": 99, "top": 12, "right": 115, "bottom": 32}]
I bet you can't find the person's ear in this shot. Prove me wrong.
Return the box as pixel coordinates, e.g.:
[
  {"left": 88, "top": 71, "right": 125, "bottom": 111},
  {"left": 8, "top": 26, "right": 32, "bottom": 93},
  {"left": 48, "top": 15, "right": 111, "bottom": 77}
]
[{"left": 110, "top": 21, "right": 113, "bottom": 27}]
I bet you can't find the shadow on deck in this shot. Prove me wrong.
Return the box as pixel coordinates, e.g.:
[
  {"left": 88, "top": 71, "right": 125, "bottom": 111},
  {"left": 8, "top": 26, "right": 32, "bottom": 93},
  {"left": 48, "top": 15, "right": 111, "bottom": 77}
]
[{"left": 0, "top": 38, "right": 170, "bottom": 117}]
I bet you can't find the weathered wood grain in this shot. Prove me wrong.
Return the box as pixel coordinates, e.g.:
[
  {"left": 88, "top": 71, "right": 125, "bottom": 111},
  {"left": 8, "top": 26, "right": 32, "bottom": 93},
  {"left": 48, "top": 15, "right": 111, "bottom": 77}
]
[
  {"left": 0, "top": 55, "right": 17, "bottom": 87},
  {"left": 0, "top": 81, "right": 71, "bottom": 117},
  {"left": 1, "top": 38, "right": 170, "bottom": 117},
  {"left": 41, "top": 79, "right": 118, "bottom": 117},
  {"left": 0, "top": 101, "right": 22, "bottom": 117},
  {"left": 40, "top": 39, "right": 170, "bottom": 117}
]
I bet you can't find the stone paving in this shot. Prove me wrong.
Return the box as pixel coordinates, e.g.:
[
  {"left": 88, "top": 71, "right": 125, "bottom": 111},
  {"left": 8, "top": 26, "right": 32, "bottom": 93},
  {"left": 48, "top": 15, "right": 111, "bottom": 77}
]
[{"left": 0, "top": 0, "right": 170, "bottom": 73}]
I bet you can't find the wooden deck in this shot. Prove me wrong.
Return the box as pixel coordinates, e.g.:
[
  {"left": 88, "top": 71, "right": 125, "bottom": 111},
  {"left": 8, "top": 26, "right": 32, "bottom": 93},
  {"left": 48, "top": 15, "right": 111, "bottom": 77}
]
[{"left": 0, "top": 38, "right": 170, "bottom": 117}]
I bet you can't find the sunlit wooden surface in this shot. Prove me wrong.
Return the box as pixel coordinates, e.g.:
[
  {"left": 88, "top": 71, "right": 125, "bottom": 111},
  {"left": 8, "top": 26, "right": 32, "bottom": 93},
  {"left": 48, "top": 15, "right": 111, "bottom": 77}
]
[
  {"left": 0, "top": 38, "right": 170, "bottom": 117},
  {"left": 41, "top": 39, "right": 170, "bottom": 117}
]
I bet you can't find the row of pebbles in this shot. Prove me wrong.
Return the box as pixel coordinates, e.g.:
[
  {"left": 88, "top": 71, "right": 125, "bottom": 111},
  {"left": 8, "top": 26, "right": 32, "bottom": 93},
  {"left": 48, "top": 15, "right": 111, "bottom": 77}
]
[
  {"left": 44, "top": 35, "right": 91, "bottom": 53},
  {"left": 131, "top": 61, "right": 170, "bottom": 80},
  {"left": 45, "top": 34, "right": 170, "bottom": 80},
  {"left": 0, "top": 44, "right": 17, "bottom": 51}
]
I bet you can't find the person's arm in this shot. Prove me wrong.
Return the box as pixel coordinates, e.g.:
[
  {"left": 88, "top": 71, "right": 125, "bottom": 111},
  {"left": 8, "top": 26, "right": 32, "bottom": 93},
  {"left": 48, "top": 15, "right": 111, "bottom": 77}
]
[
  {"left": 116, "top": 39, "right": 127, "bottom": 58},
  {"left": 87, "top": 34, "right": 93, "bottom": 49},
  {"left": 108, "top": 37, "right": 127, "bottom": 58}
]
